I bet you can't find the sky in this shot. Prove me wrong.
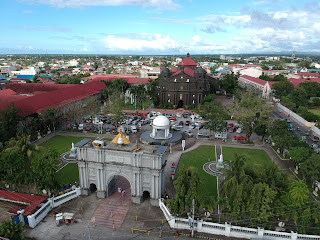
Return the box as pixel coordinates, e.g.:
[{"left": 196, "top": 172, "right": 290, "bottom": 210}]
[{"left": 1, "top": 0, "right": 320, "bottom": 55}]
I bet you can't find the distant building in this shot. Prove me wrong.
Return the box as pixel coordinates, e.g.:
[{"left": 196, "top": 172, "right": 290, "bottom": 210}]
[
  {"left": 156, "top": 53, "right": 218, "bottom": 108},
  {"left": 0, "top": 65, "right": 16, "bottom": 76}
]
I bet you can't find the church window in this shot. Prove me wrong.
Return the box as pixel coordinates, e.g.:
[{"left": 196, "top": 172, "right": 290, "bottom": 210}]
[
  {"left": 181, "top": 76, "right": 183, "bottom": 79},
  {"left": 193, "top": 94, "right": 195, "bottom": 97},
  {"left": 186, "top": 79, "right": 189, "bottom": 82},
  {"left": 180, "top": 94, "right": 183, "bottom": 100},
  {"left": 174, "top": 79, "right": 177, "bottom": 82},
  {"left": 180, "top": 86, "right": 183, "bottom": 90},
  {"left": 168, "top": 94, "right": 170, "bottom": 97}
]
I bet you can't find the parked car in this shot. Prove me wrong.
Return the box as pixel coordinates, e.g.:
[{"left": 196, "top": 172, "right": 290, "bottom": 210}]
[
  {"left": 169, "top": 117, "right": 176, "bottom": 121},
  {"left": 105, "top": 127, "right": 111, "bottom": 132},
  {"left": 78, "top": 124, "right": 84, "bottom": 131},
  {"left": 85, "top": 125, "right": 92, "bottom": 131},
  {"left": 312, "top": 136, "right": 320, "bottom": 142},
  {"left": 228, "top": 127, "right": 236, "bottom": 133},
  {"left": 198, "top": 132, "right": 209, "bottom": 138},
  {"left": 178, "top": 121, "right": 184, "bottom": 126},
  {"left": 236, "top": 128, "right": 243, "bottom": 133},
  {"left": 227, "top": 123, "right": 234, "bottom": 129},
  {"left": 185, "top": 120, "right": 191, "bottom": 126},
  {"left": 66, "top": 122, "right": 72, "bottom": 130},
  {"left": 233, "top": 135, "right": 246, "bottom": 141},
  {"left": 285, "top": 118, "right": 292, "bottom": 123},
  {"left": 183, "top": 130, "right": 193, "bottom": 137}
]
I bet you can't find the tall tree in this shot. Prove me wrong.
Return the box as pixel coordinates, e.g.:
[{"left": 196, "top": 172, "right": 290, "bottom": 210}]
[
  {"left": 173, "top": 167, "right": 200, "bottom": 215},
  {"left": 272, "top": 79, "right": 294, "bottom": 98},
  {"left": 0, "top": 220, "right": 25, "bottom": 240},
  {"left": 247, "top": 183, "right": 277, "bottom": 224},
  {"left": 233, "top": 91, "right": 272, "bottom": 141},
  {"left": 288, "top": 180, "right": 309, "bottom": 207},
  {"left": 198, "top": 101, "right": 229, "bottom": 136},
  {"left": 289, "top": 147, "right": 312, "bottom": 165},
  {"left": 300, "top": 154, "right": 320, "bottom": 182},
  {"left": 146, "top": 78, "right": 159, "bottom": 106},
  {"left": 0, "top": 103, "right": 20, "bottom": 143},
  {"left": 219, "top": 72, "right": 240, "bottom": 95},
  {"left": 221, "top": 154, "right": 252, "bottom": 198}
]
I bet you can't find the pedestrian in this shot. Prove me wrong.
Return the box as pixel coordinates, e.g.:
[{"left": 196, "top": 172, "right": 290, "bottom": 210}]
[{"left": 121, "top": 190, "right": 125, "bottom": 197}]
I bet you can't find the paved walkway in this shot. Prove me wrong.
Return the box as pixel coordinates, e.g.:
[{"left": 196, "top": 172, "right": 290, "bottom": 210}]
[{"left": 92, "top": 176, "right": 131, "bottom": 229}]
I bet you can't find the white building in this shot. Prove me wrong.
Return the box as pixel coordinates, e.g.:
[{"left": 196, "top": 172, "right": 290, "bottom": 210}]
[{"left": 0, "top": 65, "right": 16, "bottom": 76}]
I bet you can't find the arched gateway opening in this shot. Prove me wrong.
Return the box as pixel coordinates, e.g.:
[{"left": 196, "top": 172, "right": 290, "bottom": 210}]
[
  {"left": 107, "top": 175, "right": 131, "bottom": 197},
  {"left": 90, "top": 183, "right": 97, "bottom": 194}
]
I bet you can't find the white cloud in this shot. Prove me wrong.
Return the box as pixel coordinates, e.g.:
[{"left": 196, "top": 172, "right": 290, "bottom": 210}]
[
  {"left": 103, "top": 33, "right": 179, "bottom": 51},
  {"left": 192, "top": 35, "right": 201, "bottom": 42},
  {"left": 23, "top": 0, "right": 180, "bottom": 10},
  {"left": 22, "top": 10, "right": 34, "bottom": 14}
]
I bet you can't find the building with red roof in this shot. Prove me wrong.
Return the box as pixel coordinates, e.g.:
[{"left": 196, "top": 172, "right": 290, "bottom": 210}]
[
  {"left": 0, "top": 81, "right": 105, "bottom": 116},
  {"left": 83, "top": 74, "right": 149, "bottom": 85},
  {"left": 157, "top": 53, "right": 219, "bottom": 107},
  {"left": 0, "top": 190, "right": 46, "bottom": 216},
  {"left": 239, "top": 74, "right": 320, "bottom": 100}
]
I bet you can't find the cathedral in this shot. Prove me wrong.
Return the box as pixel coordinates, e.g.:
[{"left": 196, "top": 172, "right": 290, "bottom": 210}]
[{"left": 156, "top": 53, "right": 218, "bottom": 108}]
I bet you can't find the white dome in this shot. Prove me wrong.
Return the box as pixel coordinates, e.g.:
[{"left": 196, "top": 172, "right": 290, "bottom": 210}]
[{"left": 153, "top": 115, "right": 170, "bottom": 127}]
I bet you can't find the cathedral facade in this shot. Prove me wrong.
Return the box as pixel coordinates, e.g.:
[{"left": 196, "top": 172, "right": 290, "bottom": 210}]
[{"left": 156, "top": 54, "right": 218, "bottom": 108}]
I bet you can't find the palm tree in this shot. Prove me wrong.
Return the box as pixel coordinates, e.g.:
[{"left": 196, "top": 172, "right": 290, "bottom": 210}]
[
  {"left": 130, "top": 85, "right": 139, "bottom": 109},
  {"left": 221, "top": 154, "right": 252, "bottom": 198},
  {"left": 288, "top": 180, "right": 309, "bottom": 207}
]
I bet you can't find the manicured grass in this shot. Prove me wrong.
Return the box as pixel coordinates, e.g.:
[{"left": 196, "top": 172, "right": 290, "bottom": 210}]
[
  {"left": 309, "top": 108, "right": 320, "bottom": 117},
  {"left": 56, "top": 163, "right": 79, "bottom": 185},
  {"left": 222, "top": 147, "right": 273, "bottom": 168},
  {"left": 176, "top": 145, "right": 217, "bottom": 200},
  {"left": 123, "top": 98, "right": 152, "bottom": 110},
  {"left": 38, "top": 135, "right": 95, "bottom": 156}
]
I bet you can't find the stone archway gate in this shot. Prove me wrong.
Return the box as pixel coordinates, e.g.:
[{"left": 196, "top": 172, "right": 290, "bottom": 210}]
[{"left": 77, "top": 146, "right": 166, "bottom": 206}]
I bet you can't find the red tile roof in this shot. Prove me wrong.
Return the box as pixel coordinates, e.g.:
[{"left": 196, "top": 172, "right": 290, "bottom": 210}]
[
  {"left": 83, "top": 74, "right": 149, "bottom": 85},
  {"left": 170, "top": 67, "right": 178, "bottom": 73},
  {"left": 0, "top": 190, "right": 46, "bottom": 216},
  {"left": 0, "top": 94, "right": 30, "bottom": 106},
  {"left": 177, "top": 57, "right": 197, "bottom": 67},
  {"left": 241, "top": 75, "right": 277, "bottom": 86},
  {"left": 172, "top": 70, "right": 182, "bottom": 77},
  {"left": 184, "top": 67, "right": 194, "bottom": 77},
  {"left": 0, "top": 81, "right": 105, "bottom": 116},
  {"left": 0, "top": 89, "right": 16, "bottom": 95},
  {"left": 296, "top": 72, "right": 320, "bottom": 77},
  {"left": 7, "top": 83, "right": 76, "bottom": 94}
]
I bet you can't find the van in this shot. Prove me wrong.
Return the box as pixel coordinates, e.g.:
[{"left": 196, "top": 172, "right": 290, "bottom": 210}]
[
  {"left": 78, "top": 123, "right": 84, "bottom": 130},
  {"left": 131, "top": 125, "right": 137, "bottom": 133}
]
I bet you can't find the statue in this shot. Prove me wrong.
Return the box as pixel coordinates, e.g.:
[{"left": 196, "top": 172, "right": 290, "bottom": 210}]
[
  {"left": 217, "top": 153, "right": 224, "bottom": 168},
  {"left": 69, "top": 142, "right": 77, "bottom": 158}
]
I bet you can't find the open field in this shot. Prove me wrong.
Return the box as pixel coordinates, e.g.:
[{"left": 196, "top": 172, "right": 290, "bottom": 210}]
[
  {"left": 56, "top": 163, "right": 79, "bottom": 185},
  {"left": 222, "top": 147, "right": 273, "bottom": 167},
  {"left": 176, "top": 145, "right": 217, "bottom": 200}
]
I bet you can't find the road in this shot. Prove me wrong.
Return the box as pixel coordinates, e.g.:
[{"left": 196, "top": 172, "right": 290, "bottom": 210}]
[{"left": 272, "top": 108, "right": 316, "bottom": 149}]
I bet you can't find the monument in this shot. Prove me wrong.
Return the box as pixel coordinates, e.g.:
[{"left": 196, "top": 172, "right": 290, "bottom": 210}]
[{"left": 69, "top": 142, "right": 77, "bottom": 158}]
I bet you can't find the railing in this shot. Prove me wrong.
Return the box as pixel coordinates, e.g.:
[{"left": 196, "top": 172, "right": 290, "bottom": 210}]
[
  {"left": 27, "top": 188, "right": 81, "bottom": 228},
  {"left": 159, "top": 199, "right": 320, "bottom": 240}
]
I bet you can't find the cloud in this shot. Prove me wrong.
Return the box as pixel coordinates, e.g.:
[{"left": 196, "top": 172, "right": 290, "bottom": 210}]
[
  {"left": 102, "top": 33, "right": 179, "bottom": 52},
  {"left": 22, "top": 10, "right": 34, "bottom": 14},
  {"left": 17, "top": 25, "right": 71, "bottom": 32},
  {"left": 22, "top": 0, "right": 180, "bottom": 10},
  {"left": 201, "top": 25, "right": 225, "bottom": 34}
]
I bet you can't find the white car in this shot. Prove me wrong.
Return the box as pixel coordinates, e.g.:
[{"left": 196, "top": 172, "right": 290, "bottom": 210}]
[
  {"left": 236, "top": 128, "right": 243, "bottom": 133},
  {"left": 176, "top": 113, "right": 181, "bottom": 118}
]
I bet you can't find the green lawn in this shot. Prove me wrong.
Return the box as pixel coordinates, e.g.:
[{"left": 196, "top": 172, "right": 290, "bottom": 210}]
[
  {"left": 309, "top": 108, "right": 320, "bottom": 117},
  {"left": 176, "top": 145, "right": 217, "bottom": 200},
  {"left": 37, "top": 135, "right": 95, "bottom": 156},
  {"left": 56, "top": 163, "right": 79, "bottom": 185},
  {"left": 123, "top": 98, "right": 152, "bottom": 110},
  {"left": 222, "top": 147, "right": 273, "bottom": 168}
]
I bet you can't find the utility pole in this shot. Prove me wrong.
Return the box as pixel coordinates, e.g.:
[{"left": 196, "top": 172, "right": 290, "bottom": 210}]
[
  {"left": 87, "top": 224, "right": 91, "bottom": 240},
  {"left": 192, "top": 199, "right": 195, "bottom": 237}
]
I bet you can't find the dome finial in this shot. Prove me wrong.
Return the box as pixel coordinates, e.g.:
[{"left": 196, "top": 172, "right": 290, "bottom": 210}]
[{"left": 187, "top": 53, "right": 190, "bottom": 57}]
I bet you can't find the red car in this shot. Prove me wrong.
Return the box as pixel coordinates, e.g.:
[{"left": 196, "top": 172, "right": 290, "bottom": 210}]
[
  {"left": 169, "top": 117, "right": 176, "bottom": 121},
  {"left": 66, "top": 122, "right": 72, "bottom": 130},
  {"left": 233, "top": 135, "right": 246, "bottom": 141},
  {"left": 85, "top": 125, "right": 92, "bottom": 131}
]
